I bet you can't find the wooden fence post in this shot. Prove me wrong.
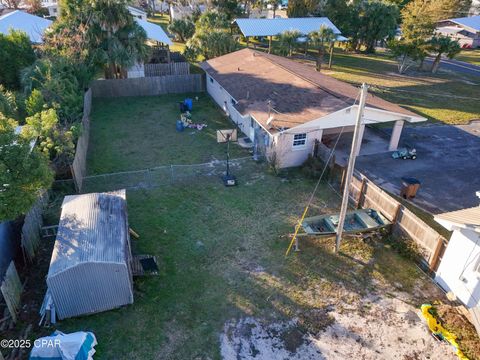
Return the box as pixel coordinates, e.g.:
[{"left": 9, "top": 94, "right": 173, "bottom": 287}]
[
  {"left": 357, "top": 177, "right": 367, "bottom": 208},
  {"left": 429, "top": 236, "right": 446, "bottom": 272}
]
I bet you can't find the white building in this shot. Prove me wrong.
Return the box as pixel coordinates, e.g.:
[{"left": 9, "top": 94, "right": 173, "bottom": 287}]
[
  {"left": 169, "top": 4, "right": 206, "bottom": 21},
  {"left": 436, "top": 16, "right": 480, "bottom": 48},
  {"left": 38, "top": 2, "right": 148, "bottom": 20},
  {"left": 128, "top": 5, "right": 147, "bottom": 21},
  {"left": 435, "top": 197, "right": 480, "bottom": 308},
  {"left": 201, "top": 49, "right": 426, "bottom": 168},
  {"left": 39, "top": 0, "right": 59, "bottom": 17}
]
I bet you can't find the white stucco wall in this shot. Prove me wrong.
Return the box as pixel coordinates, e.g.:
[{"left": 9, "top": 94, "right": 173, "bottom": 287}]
[
  {"left": 273, "top": 129, "right": 323, "bottom": 168},
  {"left": 205, "top": 75, "right": 250, "bottom": 136},
  {"left": 435, "top": 228, "right": 480, "bottom": 308}
]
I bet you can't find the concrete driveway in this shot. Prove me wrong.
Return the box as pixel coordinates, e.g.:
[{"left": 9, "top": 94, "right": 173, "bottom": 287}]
[{"left": 344, "top": 122, "right": 480, "bottom": 214}]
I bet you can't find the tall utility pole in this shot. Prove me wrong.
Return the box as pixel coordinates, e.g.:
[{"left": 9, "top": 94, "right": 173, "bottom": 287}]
[{"left": 335, "top": 83, "right": 368, "bottom": 253}]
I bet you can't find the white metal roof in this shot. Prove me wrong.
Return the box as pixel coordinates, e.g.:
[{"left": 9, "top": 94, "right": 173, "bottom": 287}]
[
  {"left": 234, "top": 17, "right": 342, "bottom": 37},
  {"left": 48, "top": 190, "right": 129, "bottom": 277},
  {"left": 135, "top": 18, "right": 173, "bottom": 45},
  {"left": 435, "top": 206, "right": 480, "bottom": 233},
  {"left": 0, "top": 10, "right": 52, "bottom": 43},
  {"left": 436, "top": 26, "right": 463, "bottom": 35},
  {"left": 448, "top": 15, "right": 480, "bottom": 33}
]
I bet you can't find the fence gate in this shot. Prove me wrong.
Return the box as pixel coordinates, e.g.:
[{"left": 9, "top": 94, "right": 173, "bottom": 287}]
[{"left": 0, "top": 261, "right": 22, "bottom": 323}]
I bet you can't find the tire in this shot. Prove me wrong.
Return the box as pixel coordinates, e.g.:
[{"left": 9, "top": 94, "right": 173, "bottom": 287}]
[
  {"left": 411, "top": 155, "right": 417, "bottom": 160},
  {"left": 402, "top": 156, "right": 407, "bottom": 160}
]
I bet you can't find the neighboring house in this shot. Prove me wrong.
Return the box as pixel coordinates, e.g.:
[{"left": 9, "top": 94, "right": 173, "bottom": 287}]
[
  {"left": 38, "top": 2, "right": 148, "bottom": 20},
  {"left": 169, "top": 4, "right": 206, "bottom": 21},
  {"left": 0, "top": 10, "right": 52, "bottom": 43},
  {"left": 40, "top": 0, "right": 59, "bottom": 17},
  {"left": 45, "top": 190, "right": 134, "bottom": 320},
  {"left": 127, "top": 18, "right": 173, "bottom": 78},
  {"left": 234, "top": 17, "right": 342, "bottom": 39},
  {"left": 434, "top": 197, "right": 480, "bottom": 309},
  {"left": 201, "top": 49, "right": 426, "bottom": 168},
  {"left": 234, "top": 17, "right": 347, "bottom": 52},
  {"left": 436, "top": 15, "right": 480, "bottom": 48},
  {"left": 128, "top": 5, "right": 147, "bottom": 21}
]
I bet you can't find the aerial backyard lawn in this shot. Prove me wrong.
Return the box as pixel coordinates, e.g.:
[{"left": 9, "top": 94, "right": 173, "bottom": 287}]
[{"left": 36, "top": 94, "right": 474, "bottom": 359}]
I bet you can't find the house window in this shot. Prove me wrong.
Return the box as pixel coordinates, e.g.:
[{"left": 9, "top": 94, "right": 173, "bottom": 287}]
[
  {"left": 231, "top": 98, "right": 236, "bottom": 105},
  {"left": 209, "top": 76, "right": 214, "bottom": 83},
  {"left": 293, "top": 133, "right": 307, "bottom": 148}
]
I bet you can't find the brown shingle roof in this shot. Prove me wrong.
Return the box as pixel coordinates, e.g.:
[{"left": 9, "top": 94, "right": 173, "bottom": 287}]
[{"left": 200, "top": 49, "right": 422, "bottom": 130}]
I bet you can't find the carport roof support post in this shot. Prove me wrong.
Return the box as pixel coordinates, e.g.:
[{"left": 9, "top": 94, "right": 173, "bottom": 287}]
[{"left": 389, "top": 120, "right": 404, "bottom": 151}]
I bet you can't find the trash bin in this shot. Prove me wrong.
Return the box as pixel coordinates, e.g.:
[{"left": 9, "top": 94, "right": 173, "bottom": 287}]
[
  {"left": 184, "top": 98, "right": 193, "bottom": 111},
  {"left": 400, "top": 177, "right": 421, "bottom": 199}
]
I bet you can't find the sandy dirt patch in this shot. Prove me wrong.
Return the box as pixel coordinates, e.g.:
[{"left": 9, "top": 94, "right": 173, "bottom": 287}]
[{"left": 221, "top": 293, "right": 457, "bottom": 360}]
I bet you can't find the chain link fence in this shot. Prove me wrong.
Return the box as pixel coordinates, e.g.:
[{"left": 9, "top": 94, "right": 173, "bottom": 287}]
[{"left": 81, "top": 157, "right": 265, "bottom": 193}]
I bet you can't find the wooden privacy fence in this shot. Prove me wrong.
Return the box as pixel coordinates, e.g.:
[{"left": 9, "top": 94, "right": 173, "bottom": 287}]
[
  {"left": 349, "top": 170, "right": 446, "bottom": 271},
  {"left": 0, "top": 261, "right": 22, "bottom": 323},
  {"left": 144, "top": 62, "right": 190, "bottom": 77},
  {"left": 71, "top": 89, "right": 92, "bottom": 193},
  {"left": 91, "top": 74, "right": 205, "bottom": 98},
  {"left": 21, "top": 191, "right": 49, "bottom": 261}
]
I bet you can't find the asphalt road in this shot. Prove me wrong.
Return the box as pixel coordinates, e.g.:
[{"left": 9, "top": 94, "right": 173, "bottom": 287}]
[{"left": 425, "top": 57, "right": 480, "bottom": 77}]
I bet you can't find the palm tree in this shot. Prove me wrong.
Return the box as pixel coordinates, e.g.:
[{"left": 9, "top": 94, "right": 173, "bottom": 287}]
[
  {"left": 278, "top": 30, "right": 301, "bottom": 56},
  {"left": 429, "top": 36, "right": 461, "bottom": 74},
  {"left": 89, "top": 0, "right": 149, "bottom": 79},
  {"left": 268, "top": 0, "right": 282, "bottom": 18},
  {"left": 308, "top": 25, "right": 336, "bottom": 72}
]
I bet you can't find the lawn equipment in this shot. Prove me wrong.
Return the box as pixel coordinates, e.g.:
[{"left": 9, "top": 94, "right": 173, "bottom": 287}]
[{"left": 392, "top": 147, "right": 417, "bottom": 160}]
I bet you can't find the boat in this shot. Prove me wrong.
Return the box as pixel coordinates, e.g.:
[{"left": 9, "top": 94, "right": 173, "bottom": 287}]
[{"left": 302, "top": 208, "right": 391, "bottom": 236}]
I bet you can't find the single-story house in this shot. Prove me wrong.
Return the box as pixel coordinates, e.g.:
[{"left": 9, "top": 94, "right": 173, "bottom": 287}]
[
  {"left": 128, "top": 5, "right": 147, "bottom": 21},
  {"left": 434, "top": 197, "right": 480, "bottom": 309},
  {"left": 46, "top": 190, "right": 134, "bottom": 320},
  {"left": 39, "top": 0, "right": 59, "bottom": 17},
  {"left": 201, "top": 49, "right": 426, "bottom": 168},
  {"left": 169, "top": 4, "right": 206, "bottom": 21},
  {"left": 436, "top": 15, "right": 480, "bottom": 48},
  {"left": 0, "top": 10, "right": 52, "bottom": 43}
]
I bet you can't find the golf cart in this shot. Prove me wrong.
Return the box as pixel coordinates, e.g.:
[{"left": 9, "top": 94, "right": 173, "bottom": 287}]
[{"left": 392, "top": 147, "right": 417, "bottom": 160}]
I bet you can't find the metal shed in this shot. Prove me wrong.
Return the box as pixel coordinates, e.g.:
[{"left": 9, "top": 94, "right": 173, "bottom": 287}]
[{"left": 46, "top": 190, "right": 134, "bottom": 320}]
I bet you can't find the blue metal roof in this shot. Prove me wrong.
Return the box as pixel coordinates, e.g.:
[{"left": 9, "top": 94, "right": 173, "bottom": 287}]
[
  {"left": 449, "top": 15, "right": 480, "bottom": 32},
  {"left": 136, "top": 18, "right": 173, "bottom": 45},
  {"left": 0, "top": 10, "right": 52, "bottom": 43},
  {"left": 234, "top": 17, "right": 342, "bottom": 37}
]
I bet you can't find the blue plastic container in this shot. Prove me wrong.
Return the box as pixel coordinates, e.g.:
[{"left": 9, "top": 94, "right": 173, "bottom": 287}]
[
  {"left": 176, "top": 120, "right": 184, "bottom": 132},
  {"left": 184, "top": 98, "right": 193, "bottom": 111}
]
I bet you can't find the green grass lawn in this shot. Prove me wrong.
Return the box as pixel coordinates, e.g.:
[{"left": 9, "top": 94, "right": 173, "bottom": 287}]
[
  {"left": 87, "top": 94, "right": 249, "bottom": 175},
  {"left": 43, "top": 95, "right": 443, "bottom": 359},
  {"left": 316, "top": 49, "right": 480, "bottom": 125},
  {"left": 57, "top": 170, "right": 430, "bottom": 359},
  {"left": 456, "top": 49, "right": 480, "bottom": 66}
]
